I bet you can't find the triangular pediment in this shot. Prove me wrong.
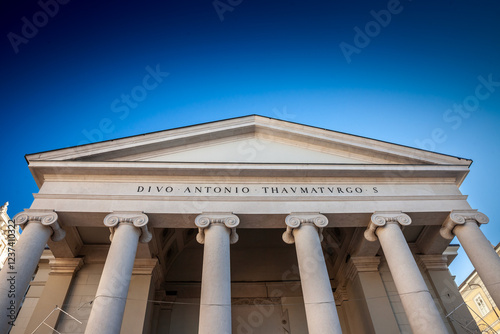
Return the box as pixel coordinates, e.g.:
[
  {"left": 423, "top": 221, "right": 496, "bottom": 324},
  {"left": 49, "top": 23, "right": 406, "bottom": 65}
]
[
  {"left": 27, "top": 115, "right": 470, "bottom": 166},
  {"left": 136, "top": 137, "right": 370, "bottom": 164}
]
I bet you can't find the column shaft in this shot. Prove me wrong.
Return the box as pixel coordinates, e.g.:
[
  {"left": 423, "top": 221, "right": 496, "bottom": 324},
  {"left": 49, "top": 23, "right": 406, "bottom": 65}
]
[
  {"left": 377, "top": 222, "right": 448, "bottom": 334},
  {"left": 454, "top": 221, "right": 500, "bottom": 307},
  {"left": 0, "top": 222, "right": 52, "bottom": 333},
  {"left": 199, "top": 224, "right": 232, "bottom": 334},
  {"left": 84, "top": 223, "right": 141, "bottom": 334},
  {"left": 293, "top": 224, "right": 342, "bottom": 334}
]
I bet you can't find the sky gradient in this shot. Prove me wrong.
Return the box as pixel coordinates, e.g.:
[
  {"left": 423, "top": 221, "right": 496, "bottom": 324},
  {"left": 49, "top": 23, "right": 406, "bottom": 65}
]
[{"left": 1, "top": 0, "right": 500, "bottom": 284}]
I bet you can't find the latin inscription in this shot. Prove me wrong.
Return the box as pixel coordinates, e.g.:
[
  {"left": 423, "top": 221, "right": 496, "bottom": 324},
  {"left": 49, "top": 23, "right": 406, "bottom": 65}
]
[{"left": 136, "top": 185, "right": 379, "bottom": 195}]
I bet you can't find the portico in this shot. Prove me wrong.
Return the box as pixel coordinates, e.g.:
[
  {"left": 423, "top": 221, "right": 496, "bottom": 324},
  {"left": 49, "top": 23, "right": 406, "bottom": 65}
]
[{"left": 3, "top": 115, "right": 498, "bottom": 333}]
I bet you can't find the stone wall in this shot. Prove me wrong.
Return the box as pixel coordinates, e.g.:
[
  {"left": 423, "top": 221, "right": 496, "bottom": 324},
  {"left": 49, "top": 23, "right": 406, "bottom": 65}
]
[{"left": 55, "top": 263, "right": 103, "bottom": 333}]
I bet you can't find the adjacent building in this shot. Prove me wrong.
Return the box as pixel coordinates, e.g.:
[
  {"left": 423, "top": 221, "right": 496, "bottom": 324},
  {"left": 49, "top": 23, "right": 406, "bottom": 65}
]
[
  {"left": 459, "top": 243, "right": 500, "bottom": 333},
  {"left": 1, "top": 115, "right": 499, "bottom": 334},
  {"left": 0, "top": 202, "right": 20, "bottom": 270}
]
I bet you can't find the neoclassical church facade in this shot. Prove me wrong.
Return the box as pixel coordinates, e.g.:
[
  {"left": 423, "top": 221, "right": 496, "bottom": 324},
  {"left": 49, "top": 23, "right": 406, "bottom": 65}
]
[{"left": 1, "top": 115, "right": 499, "bottom": 334}]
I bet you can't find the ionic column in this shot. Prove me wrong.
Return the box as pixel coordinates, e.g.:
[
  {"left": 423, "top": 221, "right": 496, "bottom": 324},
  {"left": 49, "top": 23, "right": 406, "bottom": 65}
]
[
  {"left": 0, "top": 210, "right": 65, "bottom": 333},
  {"left": 364, "top": 212, "right": 448, "bottom": 334},
  {"left": 84, "top": 212, "right": 151, "bottom": 334},
  {"left": 440, "top": 210, "right": 500, "bottom": 307},
  {"left": 282, "top": 213, "right": 342, "bottom": 334},
  {"left": 195, "top": 213, "right": 239, "bottom": 334}
]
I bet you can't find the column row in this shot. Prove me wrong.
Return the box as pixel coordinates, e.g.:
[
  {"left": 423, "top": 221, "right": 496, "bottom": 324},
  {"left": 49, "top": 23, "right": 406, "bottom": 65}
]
[{"left": 0, "top": 209, "right": 498, "bottom": 334}]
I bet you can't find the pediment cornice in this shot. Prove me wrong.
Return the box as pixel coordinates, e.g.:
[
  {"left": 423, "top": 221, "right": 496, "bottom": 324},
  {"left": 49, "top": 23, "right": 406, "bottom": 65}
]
[{"left": 25, "top": 115, "right": 471, "bottom": 187}]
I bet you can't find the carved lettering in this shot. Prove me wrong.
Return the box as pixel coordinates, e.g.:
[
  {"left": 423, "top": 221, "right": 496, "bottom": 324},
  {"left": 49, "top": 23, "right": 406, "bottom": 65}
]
[{"left": 132, "top": 185, "right": 380, "bottom": 196}]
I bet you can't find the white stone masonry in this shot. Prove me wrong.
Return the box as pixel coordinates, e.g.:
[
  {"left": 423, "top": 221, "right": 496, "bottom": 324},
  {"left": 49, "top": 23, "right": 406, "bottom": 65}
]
[
  {"left": 84, "top": 212, "right": 151, "bottom": 334},
  {"left": 441, "top": 210, "right": 500, "bottom": 308},
  {"left": 283, "top": 213, "right": 343, "bottom": 334},
  {"left": 0, "top": 210, "right": 65, "bottom": 334},
  {"left": 196, "top": 213, "right": 239, "bottom": 334},
  {"left": 365, "top": 212, "right": 448, "bottom": 334}
]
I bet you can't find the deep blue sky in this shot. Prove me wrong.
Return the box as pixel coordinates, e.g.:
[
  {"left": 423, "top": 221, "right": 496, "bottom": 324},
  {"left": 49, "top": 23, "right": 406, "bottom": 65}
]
[{"left": 1, "top": 0, "right": 499, "bottom": 284}]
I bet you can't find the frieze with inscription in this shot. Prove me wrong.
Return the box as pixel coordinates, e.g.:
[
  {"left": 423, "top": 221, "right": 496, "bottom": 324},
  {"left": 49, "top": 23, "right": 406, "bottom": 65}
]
[{"left": 136, "top": 185, "right": 379, "bottom": 196}]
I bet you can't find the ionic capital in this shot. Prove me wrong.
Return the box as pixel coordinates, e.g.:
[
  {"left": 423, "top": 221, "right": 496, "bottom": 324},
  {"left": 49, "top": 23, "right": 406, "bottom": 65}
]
[
  {"left": 195, "top": 213, "right": 240, "bottom": 244},
  {"left": 364, "top": 212, "right": 411, "bottom": 242},
  {"left": 440, "top": 210, "right": 489, "bottom": 240},
  {"left": 104, "top": 212, "right": 152, "bottom": 243},
  {"left": 13, "top": 210, "right": 66, "bottom": 242},
  {"left": 282, "top": 213, "right": 328, "bottom": 244}
]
